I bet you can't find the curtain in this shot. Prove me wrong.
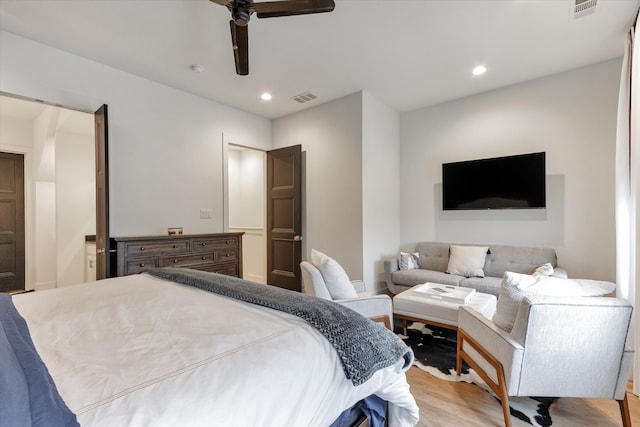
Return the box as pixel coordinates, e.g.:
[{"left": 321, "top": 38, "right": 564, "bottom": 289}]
[{"left": 616, "top": 10, "right": 639, "bottom": 395}]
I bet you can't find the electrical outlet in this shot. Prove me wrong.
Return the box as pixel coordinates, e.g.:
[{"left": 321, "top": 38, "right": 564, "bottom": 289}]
[{"left": 200, "top": 209, "right": 212, "bottom": 219}]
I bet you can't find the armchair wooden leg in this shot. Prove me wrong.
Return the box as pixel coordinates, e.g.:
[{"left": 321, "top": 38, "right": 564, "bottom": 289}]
[
  {"left": 618, "top": 394, "right": 632, "bottom": 427},
  {"left": 457, "top": 328, "right": 512, "bottom": 427}
]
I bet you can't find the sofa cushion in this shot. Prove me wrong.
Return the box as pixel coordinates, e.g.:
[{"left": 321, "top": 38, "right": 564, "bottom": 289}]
[
  {"left": 446, "top": 245, "right": 489, "bottom": 278},
  {"left": 392, "top": 269, "right": 464, "bottom": 287},
  {"left": 310, "top": 249, "right": 358, "bottom": 299},
  {"left": 484, "top": 245, "right": 557, "bottom": 278},
  {"left": 415, "top": 242, "right": 450, "bottom": 272},
  {"left": 493, "top": 272, "right": 616, "bottom": 332},
  {"left": 459, "top": 276, "right": 502, "bottom": 296}
]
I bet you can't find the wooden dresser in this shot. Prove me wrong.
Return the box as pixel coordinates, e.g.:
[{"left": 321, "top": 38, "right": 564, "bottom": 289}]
[{"left": 112, "top": 232, "right": 243, "bottom": 278}]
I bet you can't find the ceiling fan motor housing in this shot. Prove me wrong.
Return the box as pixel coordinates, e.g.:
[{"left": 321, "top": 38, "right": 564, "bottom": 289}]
[{"left": 232, "top": 0, "right": 252, "bottom": 26}]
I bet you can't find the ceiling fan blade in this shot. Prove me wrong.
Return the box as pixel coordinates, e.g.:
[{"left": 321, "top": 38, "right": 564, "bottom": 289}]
[
  {"left": 253, "top": 0, "right": 335, "bottom": 18},
  {"left": 229, "top": 20, "right": 249, "bottom": 75}
]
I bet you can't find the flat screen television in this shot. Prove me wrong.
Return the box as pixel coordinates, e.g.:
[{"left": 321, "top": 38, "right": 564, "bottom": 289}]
[{"left": 442, "top": 152, "right": 546, "bottom": 210}]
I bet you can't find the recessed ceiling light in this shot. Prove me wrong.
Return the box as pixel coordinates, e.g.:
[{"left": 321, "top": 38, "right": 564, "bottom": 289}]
[
  {"left": 261, "top": 92, "right": 272, "bottom": 101},
  {"left": 472, "top": 65, "right": 487, "bottom": 76},
  {"left": 190, "top": 64, "right": 205, "bottom": 73}
]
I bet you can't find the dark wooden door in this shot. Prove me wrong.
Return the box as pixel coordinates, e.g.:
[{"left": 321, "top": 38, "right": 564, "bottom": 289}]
[
  {"left": 266, "top": 145, "right": 302, "bottom": 291},
  {"left": 94, "top": 105, "right": 111, "bottom": 279},
  {"left": 0, "top": 152, "right": 25, "bottom": 292}
]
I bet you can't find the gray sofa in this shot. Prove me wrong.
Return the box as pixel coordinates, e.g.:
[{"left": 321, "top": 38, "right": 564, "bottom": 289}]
[{"left": 384, "top": 241, "right": 567, "bottom": 296}]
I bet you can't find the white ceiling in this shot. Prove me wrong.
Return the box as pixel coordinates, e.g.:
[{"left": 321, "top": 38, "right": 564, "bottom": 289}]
[
  {"left": 0, "top": 95, "right": 94, "bottom": 136},
  {"left": 0, "top": 0, "right": 638, "bottom": 119}
]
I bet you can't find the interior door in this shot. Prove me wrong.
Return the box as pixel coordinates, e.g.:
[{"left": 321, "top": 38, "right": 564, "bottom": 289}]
[
  {"left": 266, "top": 145, "right": 302, "bottom": 291},
  {"left": 94, "top": 105, "right": 111, "bottom": 279},
  {"left": 0, "top": 152, "right": 25, "bottom": 292}
]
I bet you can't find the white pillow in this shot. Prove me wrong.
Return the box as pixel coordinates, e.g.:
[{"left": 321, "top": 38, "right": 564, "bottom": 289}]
[
  {"left": 310, "top": 249, "right": 358, "bottom": 299},
  {"left": 399, "top": 252, "right": 419, "bottom": 270},
  {"left": 445, "top": 245, "right": 488, "bottom": 278},
  {"left": 493, "top": 271, "right": 616, "bottom": 332}
]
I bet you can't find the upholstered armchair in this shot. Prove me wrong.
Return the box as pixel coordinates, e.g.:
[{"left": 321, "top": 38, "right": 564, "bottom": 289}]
[
  {"left": 300, "top": 260, "right": 393, "bottom": 330},
  {"left": 457, "top": 295, "right": 634, "bottom": 427}
]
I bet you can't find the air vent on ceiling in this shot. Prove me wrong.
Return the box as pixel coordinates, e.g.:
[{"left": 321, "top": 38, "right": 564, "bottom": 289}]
[
  {"left": 570, "top": 0, "right": 597, "bottom": 20},
  {"left": 291, "top": 92, "right": 318, "bottom": 104}
]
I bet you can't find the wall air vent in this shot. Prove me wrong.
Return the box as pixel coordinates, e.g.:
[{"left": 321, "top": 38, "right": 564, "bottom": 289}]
[
  {"left": 291, "top": 92, "right": 318, "bottom": 104},
  {"left": 570, "top": 0, "right": 597, "bottom": 20}
]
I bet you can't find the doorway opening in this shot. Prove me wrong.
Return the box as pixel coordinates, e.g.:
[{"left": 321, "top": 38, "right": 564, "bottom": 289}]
[
  {"left": 0, "top": 95, "right": 96, "bottom": 290},
  {"left": 227, "top": 143, "right": 267, "bottom": 284}
]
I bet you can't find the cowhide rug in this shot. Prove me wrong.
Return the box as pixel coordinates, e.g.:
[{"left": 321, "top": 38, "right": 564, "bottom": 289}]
[{"left": 396, "top": 321, "right": 556, "bottom": 427}]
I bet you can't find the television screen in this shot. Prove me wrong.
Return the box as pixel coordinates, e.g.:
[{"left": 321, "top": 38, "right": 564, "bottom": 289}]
[{"left": 442, "top": 152, "right": 546, "bottom": 210}]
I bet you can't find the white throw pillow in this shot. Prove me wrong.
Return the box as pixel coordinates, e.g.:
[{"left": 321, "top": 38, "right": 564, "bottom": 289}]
[
  {"left": 493, "top": 271, "right": 616, "bottom": 332},
  {"left": 528, "top": 262, "right": 554, "bottom": 276},
  {"left": 310, "top": 249, "right": 358, "bottom": 300},
  {"left": 399, "top": 252, "right": 419, "bottom": 270},
  {"left": 445, "top": 245, "right": 488, "bottom": 278}
]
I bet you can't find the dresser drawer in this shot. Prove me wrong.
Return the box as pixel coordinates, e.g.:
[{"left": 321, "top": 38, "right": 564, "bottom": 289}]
[
  {"left": 202, "top": 264, "right": 239, "bottom": 277},
  {"left": 161, "top": 253, "right": 215, "bottom": 268},
  {"left": 215, "top": 250, "right": 238, "bottom": 263},
  {"left": 192, "top": 237, "right": 238, "bottom": 251},
  {"left": 124, "top": 240, "right": 189, "bottom": 256},
  {"left": 125, "top": 257, "right": 159, "bottom": 274}
]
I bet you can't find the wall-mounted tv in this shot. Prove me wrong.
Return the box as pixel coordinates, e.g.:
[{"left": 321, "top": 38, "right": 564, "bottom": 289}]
[{"left": 442, "top": 152, "right": 546, "bottom": 210}]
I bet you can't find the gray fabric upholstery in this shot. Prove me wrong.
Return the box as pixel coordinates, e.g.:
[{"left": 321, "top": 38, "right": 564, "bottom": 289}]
[
  {"left": 300, "top": 261, "right": 394, "bottom": 329},
  {"left": 385, "top": 241, "right": 566, "bottom": 296},
  {"left": 459, "top": 296, "right": 634, "bottom": 400}
]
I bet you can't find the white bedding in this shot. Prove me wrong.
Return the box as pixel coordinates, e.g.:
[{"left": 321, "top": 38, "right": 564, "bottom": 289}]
[{"left": 12, "top": 274, "right": 419, "bottom": 427}]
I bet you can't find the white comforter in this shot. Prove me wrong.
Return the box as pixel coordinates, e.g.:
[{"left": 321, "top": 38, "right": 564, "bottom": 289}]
[{"left": 12, "top": 274, "right": 419, "bottom": 427}]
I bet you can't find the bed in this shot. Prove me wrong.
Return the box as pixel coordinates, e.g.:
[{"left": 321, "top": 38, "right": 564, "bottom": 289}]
[{"left": 3, "top": 268, "right": 419, "bottom": 427}]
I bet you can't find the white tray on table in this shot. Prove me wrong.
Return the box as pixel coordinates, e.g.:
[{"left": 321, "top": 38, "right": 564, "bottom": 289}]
[{"left": 411, "top": 283, "right": 476, "bottom": 304}]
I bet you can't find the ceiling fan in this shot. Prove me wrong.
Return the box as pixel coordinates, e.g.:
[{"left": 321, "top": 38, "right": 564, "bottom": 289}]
[{"left": 209, "top": 0, "right": 335, "bottom": 75}]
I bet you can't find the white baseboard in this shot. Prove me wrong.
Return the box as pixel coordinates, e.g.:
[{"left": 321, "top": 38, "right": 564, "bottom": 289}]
[
  {"left": 36, "top": 281, "right": 56, "bottom": 291},
  {"left": 244, "top": 273, "right": 266, "bottom": 284}
]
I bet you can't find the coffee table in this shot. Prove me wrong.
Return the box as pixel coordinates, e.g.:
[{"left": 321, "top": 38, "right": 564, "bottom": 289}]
[{"left": 393, "top": 284, "right": 497, "bottom": 333}]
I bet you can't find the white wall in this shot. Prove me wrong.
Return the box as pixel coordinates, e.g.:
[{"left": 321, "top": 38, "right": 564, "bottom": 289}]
[
  {"left": 273, "top": 93, "right": 364, "bottom": 279},
  {"left": 362, "top": 91, "right": 400, "bottom": 291},
  {"left": 228, "top": 147, "right": 266, "bottom": 283},
  {"left": 400, "top": 58, "right": 622, "bottom": 281},
  {"left": 0, "top": 30, "right": 272, "bottom": 238},
  {"left": 56, "top": 130, "right": 95, "bottom": 287}
]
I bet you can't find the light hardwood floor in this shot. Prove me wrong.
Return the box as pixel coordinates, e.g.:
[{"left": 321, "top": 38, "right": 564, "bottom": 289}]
[{"left": 405, "top": 366, "right": 640, "bottom": 426}]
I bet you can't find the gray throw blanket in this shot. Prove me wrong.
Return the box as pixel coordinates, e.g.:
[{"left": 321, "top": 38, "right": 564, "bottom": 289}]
[{"left": 146, "top": 268, "right": 413, "bottom": 386}]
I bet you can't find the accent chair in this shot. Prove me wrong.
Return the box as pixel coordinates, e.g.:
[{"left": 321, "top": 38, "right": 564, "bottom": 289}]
[
  {"left": 300, "top": 260, "right": 393, "bottom": 330},
  {"left": 457, "top": 295, "right": 634, "bottom": 427}
]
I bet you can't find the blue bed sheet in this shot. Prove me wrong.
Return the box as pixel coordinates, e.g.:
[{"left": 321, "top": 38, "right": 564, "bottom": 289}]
[{"left": 0, "top": 293, "right": 79, "bottom": 427}]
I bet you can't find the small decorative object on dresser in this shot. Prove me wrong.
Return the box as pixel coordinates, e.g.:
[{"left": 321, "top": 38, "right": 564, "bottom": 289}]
[{"left": 112, "top": 232, "right": 243, "bottom": 278}]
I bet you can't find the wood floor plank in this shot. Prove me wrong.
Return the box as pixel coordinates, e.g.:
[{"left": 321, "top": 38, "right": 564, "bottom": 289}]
[{"left": 406, "top": 366, "right": 640, "bottom": 426}]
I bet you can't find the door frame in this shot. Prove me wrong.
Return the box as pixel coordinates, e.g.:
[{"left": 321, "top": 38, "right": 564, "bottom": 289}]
[
  {"left": 222, "top": 134, "right": 268, "bottom": 283},
  {"left": 0, "top": 92, "right": 109, "bottom": 287}
]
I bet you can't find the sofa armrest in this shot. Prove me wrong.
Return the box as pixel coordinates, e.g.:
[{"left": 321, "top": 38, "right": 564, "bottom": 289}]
[
  {"left": 383, "top": 257, "right": 400, "bottom": 294},
  {"left": 458, "top": 306, "right": 524, "bottom": 392},
  {"left": 551, "top": 266, "right": 568, "bottom": 279},
  {"left": 336, "top": 295, "right": 394, "bottom": 329}
]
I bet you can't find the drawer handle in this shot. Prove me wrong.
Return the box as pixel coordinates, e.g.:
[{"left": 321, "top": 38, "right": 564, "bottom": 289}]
[
  {"left": 173, "top": 259, "right": 179, "bottom": 263},
  {"left": 173, "top": 244, "right": 177, "bottom": 248},
  {"left": 140, "top": 247, "right": 145, "bottom": 251},
  {"left": 226, "top": 240, "right": 231, "bottom": 244},
  {"left": 139, "top": 263, "right": 145, "bottom": 267},
  {"left": 225, "top": 253, "right": 230, "bottom": 257},
  {"left": 201, "top": 243, "right": 207, "bottom": 246},
  {"left": 201, "top": 256, "right": 207, "bottom": 260}
]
